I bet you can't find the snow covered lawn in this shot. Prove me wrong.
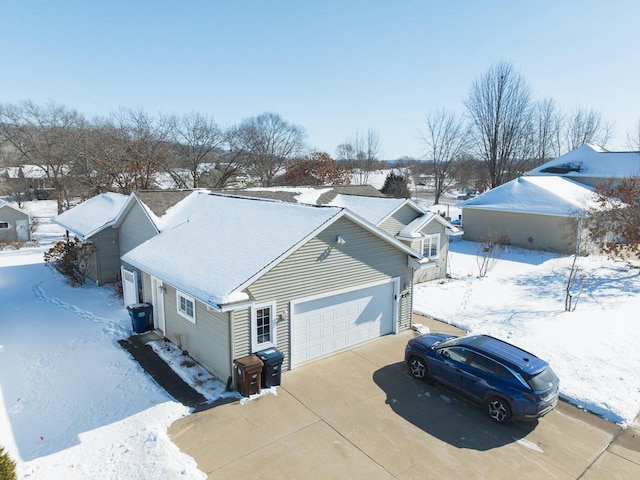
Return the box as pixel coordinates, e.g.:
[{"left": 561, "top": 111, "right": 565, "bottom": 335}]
[
  {"left": 414, "top": 241, "right": 640, "bottom": 425},
  {"left": 0, "top": 202, "right": 209, "bottom": 479}
]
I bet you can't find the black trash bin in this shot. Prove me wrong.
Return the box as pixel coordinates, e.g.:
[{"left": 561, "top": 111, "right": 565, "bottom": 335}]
[
  {"left": 127, "top": 303, "right": 153, "bottom": 333},
  {"left": 257, "top": 348, "right": 284, "bottom": 388}
]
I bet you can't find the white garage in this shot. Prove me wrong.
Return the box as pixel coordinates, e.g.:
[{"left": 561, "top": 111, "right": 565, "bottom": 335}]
[{"left": 290, "top": 279, "right": 398, "bottom": 367}]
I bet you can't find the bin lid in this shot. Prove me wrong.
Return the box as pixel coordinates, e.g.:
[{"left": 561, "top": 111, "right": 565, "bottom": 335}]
[
  {"left": 127, "top": 302, "right": 151, "bottom": 310},
  {"left": 256, "top": 348, "right": 284, "bottom": 361},
  {"left": 234, "top": 354, "right": 264, "bottom": 368}
]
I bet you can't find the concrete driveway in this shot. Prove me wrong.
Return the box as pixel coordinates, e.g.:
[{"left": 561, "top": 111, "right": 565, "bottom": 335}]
[{"left": 169, "top": 317, "right": 640, "bottom": 479}]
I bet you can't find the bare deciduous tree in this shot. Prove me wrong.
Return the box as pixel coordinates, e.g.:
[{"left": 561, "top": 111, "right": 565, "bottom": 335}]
[
  {"left": 465, "top": 62, "right": 534, "bottom": 188},
  {"left": 0, "top": 100, "right": 85, "bottom": 212},
  {"left": 236, "top": 112, "right": 306, "bottom": 187},
  {"left": 626, "top": 119, "right": 640, "bottom": 151},
  {"left": 420, "top": 109, "right": 468, "bottom": 204},
  {"left": 563, "top": 108, "right": 613, "bottom": 151},
  {"left": 169, "top": 112, "right": 224, "bottom": 188},
  {"left": 336, "top": 129, "right": 381, "bottom": 185}
]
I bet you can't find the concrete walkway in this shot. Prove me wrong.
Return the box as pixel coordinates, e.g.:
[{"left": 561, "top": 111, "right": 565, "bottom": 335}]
[
  {"left": 168, "top": 316, "right": 640, "bottom": 479},
  {"left": 118, "top": 331, "right": 207, "bottom": 408}
]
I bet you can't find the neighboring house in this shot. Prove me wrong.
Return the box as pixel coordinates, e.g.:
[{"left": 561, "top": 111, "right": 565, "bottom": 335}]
[
  {"left": 526, "top": 144, "right": 640, "bottom": 187},
  {"left": 53, "top": 193, "right": 129, "bottom": 285},
  {"left": 0, "top": 165, "right": 67, "bottom": 199},
  {"left": 0, "top": 200, "right": 30, "bottom": 242},
  {"left": 122, "top": 193, "right": 430, "bottom": 381},
  {"left": 223, "top": 186, "right": 462, "bottom": 282},
  {"left": 53, "top": 189, "right": 200, "bottom": 287},
  {"left": 460, "top": 176, "right": 596, "bottom": 253}
]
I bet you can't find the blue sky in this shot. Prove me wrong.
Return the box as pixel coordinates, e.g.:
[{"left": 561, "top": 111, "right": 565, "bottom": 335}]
[{"left": 1, "top": 0, "right": 638, "bottom": 159}]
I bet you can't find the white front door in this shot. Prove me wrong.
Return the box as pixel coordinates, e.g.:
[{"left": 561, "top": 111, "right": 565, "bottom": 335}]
[
  {"left": 151, "top": 276, "right": 165, "bottom": 333},
  {"left": 16, "top": 220, "right": 29, "bottom": 241},
  {"left": 290, "top": 279, "right": 397, "bottom": 367}
]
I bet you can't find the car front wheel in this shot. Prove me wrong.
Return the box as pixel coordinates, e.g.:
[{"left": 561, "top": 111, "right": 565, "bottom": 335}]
[
  {"left": 486, "top": 396, "right": 512, "bottom": 424},
  {"left": 409, "top": 356, "right": 428, "bottom": 379}
]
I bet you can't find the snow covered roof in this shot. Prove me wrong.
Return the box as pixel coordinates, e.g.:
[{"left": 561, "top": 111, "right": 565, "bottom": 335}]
[
  {"left": 398, "top": 212, "right": 462, "bottom": 239},
  {"left": 460, "top": 176, "right": 597, "bottom": 216},
  {"left": 54, "top": 192, "right": 129, "bottom": 238},
  {"left": 526, "top": 144, "right": 640, "bottom": 179},
  {"left": 122, "top": 193, "right": 422, "bottom": 308},
  {"left": 325, "top": 194, "right": 414, "bottom": 225},
  {"left": 0, "top": 199, "right": 29, "bottom": 216}
]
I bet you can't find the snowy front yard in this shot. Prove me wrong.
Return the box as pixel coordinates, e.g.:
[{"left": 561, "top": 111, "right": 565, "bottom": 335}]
[
  {"left": 1, "top": 200, "right": 639, "bottom": 479},
  {"left": 414, "top": 241, "right": 640, "bottom": 426}
]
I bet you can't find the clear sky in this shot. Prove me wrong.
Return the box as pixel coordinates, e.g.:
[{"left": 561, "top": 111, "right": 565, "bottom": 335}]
[{"left": 1, "top": 0, "right": 638, "bottom": 159}]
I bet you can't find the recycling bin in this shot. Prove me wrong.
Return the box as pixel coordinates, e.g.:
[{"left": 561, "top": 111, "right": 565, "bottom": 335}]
[
  {"left": 127, "top": 302, "right": 153, "bottom": 334},
  {"left": 234, "top": 354, "right": 264, "bottom": 397},
  {"left": 256, "top": 348, "right": 284, "bottom": 388}
]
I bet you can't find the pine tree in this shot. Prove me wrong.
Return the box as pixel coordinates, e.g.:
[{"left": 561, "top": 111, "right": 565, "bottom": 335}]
[{"left": 380, "top": 172, "right": 411, "bottom": 198}]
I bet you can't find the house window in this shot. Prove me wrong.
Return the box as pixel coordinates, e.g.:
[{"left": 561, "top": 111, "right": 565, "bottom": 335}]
[
  {"left": 422, "top": 234, "right": 440, "bottom": 259},
  {"left": 0, "top": 222, "right": 8, "bottom": 229},
  {"left": 177, "top": 290, "right": 196, "bottom": 323},
  {"left": 251, "top": 302, "right": 276, "bottom": 351}
]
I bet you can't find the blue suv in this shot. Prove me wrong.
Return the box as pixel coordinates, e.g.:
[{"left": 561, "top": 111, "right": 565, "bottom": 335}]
[{"left": 405, "top": 333, "right": 559, "bottom": 423}]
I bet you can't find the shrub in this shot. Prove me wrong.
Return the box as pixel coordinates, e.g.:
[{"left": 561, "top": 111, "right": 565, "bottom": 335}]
[
  {"left": 43, "top": 233, "right": 96, "bottom": 286},
  {"left": 0, "top": 446, "right": 17, "bottom": 480}
]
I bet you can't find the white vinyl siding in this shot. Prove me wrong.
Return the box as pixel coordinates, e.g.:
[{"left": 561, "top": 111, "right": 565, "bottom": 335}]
[
  {"left": 377, "top": 205, "right": 422, "bottom": 235},
  {"left": 413, "top": 222, "right": 449, "bottom": 283},
  {"left": 118, "top": 200, "right": 158, "bottom": 256},
  {"left": 234, "top": 217, "right": 414, "bottom": 371},
  {"left": 162, "top": 283, "right": 232, "bottom": 381}
]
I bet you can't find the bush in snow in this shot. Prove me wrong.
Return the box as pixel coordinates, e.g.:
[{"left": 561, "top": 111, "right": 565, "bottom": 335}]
[
  {"left": 43, "top": 233, "right": 96, "bottom": 286},
  {"left": 0, "top": 446, "right": 17, "bottom": 480}
]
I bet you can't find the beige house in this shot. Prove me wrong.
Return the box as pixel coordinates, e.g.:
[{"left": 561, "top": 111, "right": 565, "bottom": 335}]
[
  {"left": 0, "top": 200, "right": 30, "bottom": 242},
  {"left": 460, "top": 176, "right": 596, "bottom": 253},
  {"left": 122, "top": 192, "right": 429, "bottom": 382}
]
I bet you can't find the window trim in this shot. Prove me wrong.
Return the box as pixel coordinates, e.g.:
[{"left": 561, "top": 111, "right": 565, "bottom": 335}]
[
  {"left": 251, "top": 301, "right": 277, "bottom": 352},
  {"left": 176, "top": 290, "right": 196, "bottom": 324},
  {"left": 422, "top": 233, "right": 440, "bottom": 259},
  {"left": 0, "top": 221, "right": 8, "bottom": 229}
]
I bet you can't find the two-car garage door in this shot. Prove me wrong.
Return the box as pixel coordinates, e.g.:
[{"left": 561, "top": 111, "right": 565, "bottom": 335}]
[{"left": 290, "top": 280, "right": 397, "bottom": 367}]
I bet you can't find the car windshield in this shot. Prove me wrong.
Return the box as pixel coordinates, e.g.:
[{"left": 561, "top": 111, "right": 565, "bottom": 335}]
[{"left": 525, "top": 367, "right": 559, "bottom": 391}]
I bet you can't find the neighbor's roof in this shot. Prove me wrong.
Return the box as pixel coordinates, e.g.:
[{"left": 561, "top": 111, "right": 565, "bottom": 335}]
[
  {"left": 398, "top": 212, "right": 462, "bottom": 239},
  {"left": 53, "top": 192, "right": 129, "bottom": 238},
  {"left": 460, "top": 176, "right": 597, "bottom": 216},
  {"left": 219, "top": 186, "right": 413, "bottom": 226},
  {"left": 134, "top": 190, "right": 196, "bottom": 217},
  {"left": 325, "top": 194, "right": 414, "bottom": 225},
  {"left": 526, "top": 144, "right": 640, "bottom": 179},
  {"left": 122, "top": 193, "right": 421, "bottom": 308},
  {"left": 0, "top": 200, "right": 29, "bottom": 216}
]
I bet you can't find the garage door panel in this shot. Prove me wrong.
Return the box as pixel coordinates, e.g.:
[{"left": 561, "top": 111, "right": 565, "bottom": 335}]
[{"left": 292, "top": 281, "right": 395, "bottom": 366}]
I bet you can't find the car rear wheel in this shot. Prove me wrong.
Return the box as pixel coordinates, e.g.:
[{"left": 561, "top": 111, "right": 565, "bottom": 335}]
[
  {"left": 409, "top": 356, "right": 428, "bottom": 379},
  {"left": 486, "top": 396, "right": 512, "bottom": 424}
]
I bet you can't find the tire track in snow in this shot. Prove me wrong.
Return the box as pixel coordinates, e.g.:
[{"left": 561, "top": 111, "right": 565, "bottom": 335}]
[{"left": 32, "top": 282, "right": 128, "bottom": 337}]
